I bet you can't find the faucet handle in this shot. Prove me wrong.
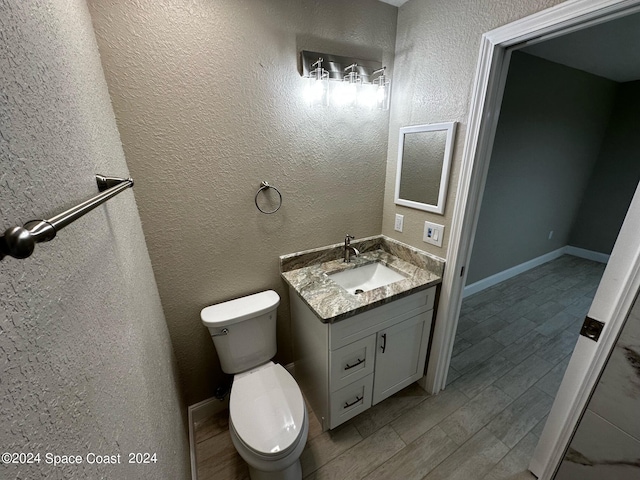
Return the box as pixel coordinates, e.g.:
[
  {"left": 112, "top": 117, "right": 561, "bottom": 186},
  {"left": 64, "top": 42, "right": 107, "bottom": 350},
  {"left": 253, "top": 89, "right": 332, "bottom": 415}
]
[{"left": 345, "top": 234, "right": 354, "bottom": 244}]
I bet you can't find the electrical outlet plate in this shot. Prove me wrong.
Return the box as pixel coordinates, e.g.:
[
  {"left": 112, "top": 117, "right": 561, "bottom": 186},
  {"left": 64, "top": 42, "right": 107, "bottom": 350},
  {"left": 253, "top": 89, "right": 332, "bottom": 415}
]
[
  {"left": 423, "top": 221, "right": 444, "bottom": 247},
  {"left": 394, "top": 214, "right": 404, "bottom": 232}
]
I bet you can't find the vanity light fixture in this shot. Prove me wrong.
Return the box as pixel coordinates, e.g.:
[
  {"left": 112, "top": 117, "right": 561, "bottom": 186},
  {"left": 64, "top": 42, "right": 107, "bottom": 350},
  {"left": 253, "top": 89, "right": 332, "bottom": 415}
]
[{"left": 299, "top": 50, "right": 391, "bottom": 110}]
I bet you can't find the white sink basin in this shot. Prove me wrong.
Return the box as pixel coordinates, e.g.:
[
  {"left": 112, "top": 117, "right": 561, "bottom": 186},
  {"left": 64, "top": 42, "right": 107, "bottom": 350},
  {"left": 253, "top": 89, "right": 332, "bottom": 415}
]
[{"left": 328, "top": 262, "right": 407, "bottom": 294}]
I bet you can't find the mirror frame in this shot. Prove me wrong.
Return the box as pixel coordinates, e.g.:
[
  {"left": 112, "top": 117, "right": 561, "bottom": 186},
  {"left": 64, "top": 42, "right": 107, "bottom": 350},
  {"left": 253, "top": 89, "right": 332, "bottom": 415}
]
[{"left": 394, "top": 121, "right": 457, "bottom": 215}]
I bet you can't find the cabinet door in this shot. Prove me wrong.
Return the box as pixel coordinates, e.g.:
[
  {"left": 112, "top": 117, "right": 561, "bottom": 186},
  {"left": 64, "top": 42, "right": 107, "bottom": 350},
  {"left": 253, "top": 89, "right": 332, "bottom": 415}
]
[{"left": 372, "top": 311, "right": 431, "bottom": 405}]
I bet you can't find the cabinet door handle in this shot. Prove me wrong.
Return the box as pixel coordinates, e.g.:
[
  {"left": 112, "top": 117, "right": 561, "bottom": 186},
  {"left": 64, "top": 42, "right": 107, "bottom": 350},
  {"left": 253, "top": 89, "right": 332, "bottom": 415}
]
[
  {"left": 344, "top": 358, "right": 364, "bottom": 370},
  {"left": 344, "top": 395, "right": 363, "bottom": 409},
  {"left": 380, "top": 333, "right": 387, "bottom": 353}
]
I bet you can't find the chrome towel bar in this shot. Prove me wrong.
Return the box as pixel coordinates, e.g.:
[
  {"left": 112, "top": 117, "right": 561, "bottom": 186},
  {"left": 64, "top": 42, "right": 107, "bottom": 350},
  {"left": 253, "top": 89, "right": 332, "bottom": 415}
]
[{"left": 0, "top": 174, "right": 134, "bottom": 261}]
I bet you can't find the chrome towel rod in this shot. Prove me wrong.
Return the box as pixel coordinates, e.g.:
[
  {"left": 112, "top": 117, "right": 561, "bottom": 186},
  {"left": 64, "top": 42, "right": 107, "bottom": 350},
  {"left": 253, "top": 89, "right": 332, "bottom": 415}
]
[{"left": 0, "top": 174, "right": 134, "bottom": 261}]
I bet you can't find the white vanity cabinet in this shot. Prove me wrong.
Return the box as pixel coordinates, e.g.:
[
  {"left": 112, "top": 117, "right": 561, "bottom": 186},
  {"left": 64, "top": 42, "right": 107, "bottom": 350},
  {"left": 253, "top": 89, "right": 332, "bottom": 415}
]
[{"left": 290, "top": 286, "right": 436, "bottom": 431}]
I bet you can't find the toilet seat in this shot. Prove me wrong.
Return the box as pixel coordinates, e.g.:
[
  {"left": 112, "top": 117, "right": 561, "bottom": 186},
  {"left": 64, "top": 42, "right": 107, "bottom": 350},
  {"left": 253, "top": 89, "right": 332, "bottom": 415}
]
[{"left": 230, "top": 362, "right": 306, "bottom": 457}]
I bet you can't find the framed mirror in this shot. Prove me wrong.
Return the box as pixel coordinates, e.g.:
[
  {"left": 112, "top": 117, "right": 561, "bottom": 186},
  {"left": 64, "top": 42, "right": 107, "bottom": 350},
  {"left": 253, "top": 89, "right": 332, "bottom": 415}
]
[{"left": 394, "top": 122, "right": 457, "bottom": 215}]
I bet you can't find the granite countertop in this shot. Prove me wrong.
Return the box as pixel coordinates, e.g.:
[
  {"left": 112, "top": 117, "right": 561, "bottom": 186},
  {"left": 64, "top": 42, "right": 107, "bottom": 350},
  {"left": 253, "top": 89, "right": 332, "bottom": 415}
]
[{"left": 280, "top": 235, "right": 444, "bottom": 323}]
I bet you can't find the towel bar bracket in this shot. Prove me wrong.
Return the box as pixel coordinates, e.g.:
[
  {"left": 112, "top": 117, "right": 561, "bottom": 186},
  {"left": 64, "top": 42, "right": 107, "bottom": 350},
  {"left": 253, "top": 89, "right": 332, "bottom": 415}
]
[{"left": 96, "top": 174, "right": 133, "bottom": 192}]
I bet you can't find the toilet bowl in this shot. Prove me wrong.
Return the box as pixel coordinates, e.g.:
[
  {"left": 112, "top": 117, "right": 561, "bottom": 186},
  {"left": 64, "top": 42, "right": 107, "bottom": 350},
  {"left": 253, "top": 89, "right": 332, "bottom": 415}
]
[
  {"left": 201, "top": 291, "right": 308, "bottom": 480},
  {"left": 229, "top": 362, "right": 308, "bottom": 480}
]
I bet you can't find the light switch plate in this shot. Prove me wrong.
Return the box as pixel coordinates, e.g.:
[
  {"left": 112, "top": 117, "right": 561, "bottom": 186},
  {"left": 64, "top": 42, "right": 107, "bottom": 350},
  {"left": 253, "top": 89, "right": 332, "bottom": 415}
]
[
  {"left": 423, "top": 221, "right": 444, "bottom": 247},
  {"left": 394, "top": 214, "right": 404, "bottom": 232}
]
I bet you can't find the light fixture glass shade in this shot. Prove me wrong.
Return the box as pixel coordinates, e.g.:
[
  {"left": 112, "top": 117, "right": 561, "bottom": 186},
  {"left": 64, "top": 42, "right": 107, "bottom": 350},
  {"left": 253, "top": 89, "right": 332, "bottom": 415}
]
[
  {"left": 375, "top": 72, "right": 391, "bottom": 110},
  {"left": 357, "top": 83, "right": 378, "bottom": 109},
  {"left": 332, "top": 66, "right": 362, "bottom": 108},
  {"left": 303, "top": 59, "right": 329, "bottom": 107},
  {"left": 331, "top": 79, "right": 358, "bottom": 107},
  {"left": 304, "top": 75, "right": 328, "bottom": 107}
]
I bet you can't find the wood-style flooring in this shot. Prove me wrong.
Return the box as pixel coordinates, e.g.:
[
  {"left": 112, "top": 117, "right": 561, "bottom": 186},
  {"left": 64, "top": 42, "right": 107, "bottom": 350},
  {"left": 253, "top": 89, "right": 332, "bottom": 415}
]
[{"left": 194, "top": 255, "right": 605, "bottom": 480}]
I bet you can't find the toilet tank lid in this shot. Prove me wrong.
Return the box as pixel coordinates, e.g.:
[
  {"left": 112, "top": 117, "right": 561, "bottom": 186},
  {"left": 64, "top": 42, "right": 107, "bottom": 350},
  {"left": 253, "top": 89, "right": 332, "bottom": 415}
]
[{"left": 201, "top": 290, "right": 280, "bottom": 327}]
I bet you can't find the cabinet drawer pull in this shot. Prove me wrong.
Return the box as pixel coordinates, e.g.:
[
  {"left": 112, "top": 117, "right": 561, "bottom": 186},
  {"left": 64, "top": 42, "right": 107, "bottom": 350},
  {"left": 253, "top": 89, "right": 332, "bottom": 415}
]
[
  {"left": 344, "top": 358, "right": 364, "bottom": 370},
  {"left": 380, "top": 333, "right": 387, "bottom": 353},
  {"left": 344, "top": 395, "right": 364, "bottom": 409}
]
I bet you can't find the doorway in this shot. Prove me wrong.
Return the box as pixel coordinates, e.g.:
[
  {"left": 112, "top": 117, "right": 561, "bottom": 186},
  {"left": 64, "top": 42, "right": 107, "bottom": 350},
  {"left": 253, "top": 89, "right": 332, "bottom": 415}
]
[
  {"left": 425, "top": 1, "right": 640, "bottom": 479},
  {"left": 448, "top": 19, "right": 640, "bottom": 476}
]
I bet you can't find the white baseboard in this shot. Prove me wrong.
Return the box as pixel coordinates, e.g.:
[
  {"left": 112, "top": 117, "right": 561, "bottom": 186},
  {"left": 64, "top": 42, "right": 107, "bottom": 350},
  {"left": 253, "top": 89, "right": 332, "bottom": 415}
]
[
  {"left": 188, "top": 396, "right": 230, "bottom": 480},
  {"left": 565, "top": 245, "right": 610, "bottom": 264},
  {"left": 283, "top": 362, "right": 296, "bottom": 376},
  {"left": 463, "top": 246, "right": 609, "bottom": 298},
  {"left": 464, "top": 247, "right": 566, "bottom": 298}
]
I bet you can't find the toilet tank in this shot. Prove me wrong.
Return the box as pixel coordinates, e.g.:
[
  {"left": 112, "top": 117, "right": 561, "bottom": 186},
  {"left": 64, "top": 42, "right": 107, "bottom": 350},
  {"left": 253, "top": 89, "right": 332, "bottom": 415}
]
[{"left": 201, "top": 290, "right": 279, "bottom": 374}]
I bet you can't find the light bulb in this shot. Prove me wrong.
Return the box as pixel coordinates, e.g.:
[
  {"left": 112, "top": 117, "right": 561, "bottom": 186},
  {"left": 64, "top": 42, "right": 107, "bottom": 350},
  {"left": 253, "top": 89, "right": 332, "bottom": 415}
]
[
  {"left": 357, "top": 83, "right": 378, "bottom": 109},
  {"left": 331, "top": 81, "right": 357, "bottom": 107},
  {"left": 371, "top": 66, "right": 390, "bottom": 110},
  {"left": 304, "top": 58, "right": 329, "bottom": 107},
  {"left": 304, "top": 77, "right": 328, "bottom": 107}
]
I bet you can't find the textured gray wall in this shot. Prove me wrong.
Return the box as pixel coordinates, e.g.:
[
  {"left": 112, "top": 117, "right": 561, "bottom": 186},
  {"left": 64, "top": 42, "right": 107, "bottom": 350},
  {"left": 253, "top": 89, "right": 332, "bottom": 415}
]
[
  {"left": 381, "top": 0, "right": 565, "bottom": 256},
  {"left": 87, "top": 0, "right": 397, "bottom": 405},
  {"left": 0, "top": 1, "right": 190, "bottom": 478},
  {"left": 569, "top": 80, "right": 640, "bottom": 254},
  {"left": 466, "top": 52, "right": 616, "bottom": 285}
]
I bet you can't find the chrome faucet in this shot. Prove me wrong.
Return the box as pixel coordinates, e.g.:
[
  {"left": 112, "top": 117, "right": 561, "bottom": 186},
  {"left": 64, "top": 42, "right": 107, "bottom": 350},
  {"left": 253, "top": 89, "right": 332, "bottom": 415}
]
[{"left": 344, "top": 234, "right": 360, "bottom": 263}]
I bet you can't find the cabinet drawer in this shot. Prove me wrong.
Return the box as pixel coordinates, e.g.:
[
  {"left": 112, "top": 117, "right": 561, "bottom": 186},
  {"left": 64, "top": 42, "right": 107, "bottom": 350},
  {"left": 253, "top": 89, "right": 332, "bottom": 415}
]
[
  {"left": 331, "top": 287, "right": 436, "bottom": 350},
  {"left": 330, "top": 335, "right": 376, "bottom": 392},
  {"left": 329, "top": 374, "right": 373, "bottom": 429}
]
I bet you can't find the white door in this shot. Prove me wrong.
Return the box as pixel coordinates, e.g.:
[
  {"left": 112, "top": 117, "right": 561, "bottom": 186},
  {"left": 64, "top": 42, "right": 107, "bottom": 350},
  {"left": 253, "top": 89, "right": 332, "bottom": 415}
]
[{"left": 529, "top": 180, "right": 640, "bottom": 478}]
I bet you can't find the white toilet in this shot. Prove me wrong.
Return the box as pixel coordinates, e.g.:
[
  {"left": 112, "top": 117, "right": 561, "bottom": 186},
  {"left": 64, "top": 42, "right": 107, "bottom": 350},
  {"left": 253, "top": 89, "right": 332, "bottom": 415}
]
[{"left": 201, "top": 290, "right": 308, "bottom": 480}]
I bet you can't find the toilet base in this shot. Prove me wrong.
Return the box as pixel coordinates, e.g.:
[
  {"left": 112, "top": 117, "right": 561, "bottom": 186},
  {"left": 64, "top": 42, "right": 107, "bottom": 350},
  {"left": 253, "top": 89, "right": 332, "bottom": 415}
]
[{"left": 248, "top": 459, "right": 302, "bottom": 480}]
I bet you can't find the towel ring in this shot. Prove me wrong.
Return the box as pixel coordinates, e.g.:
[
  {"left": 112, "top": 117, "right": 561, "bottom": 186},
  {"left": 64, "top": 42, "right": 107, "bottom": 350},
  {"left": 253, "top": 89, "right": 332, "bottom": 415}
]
[{"left": 255, "top": 181, "right": 282, "bottom": 214}]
